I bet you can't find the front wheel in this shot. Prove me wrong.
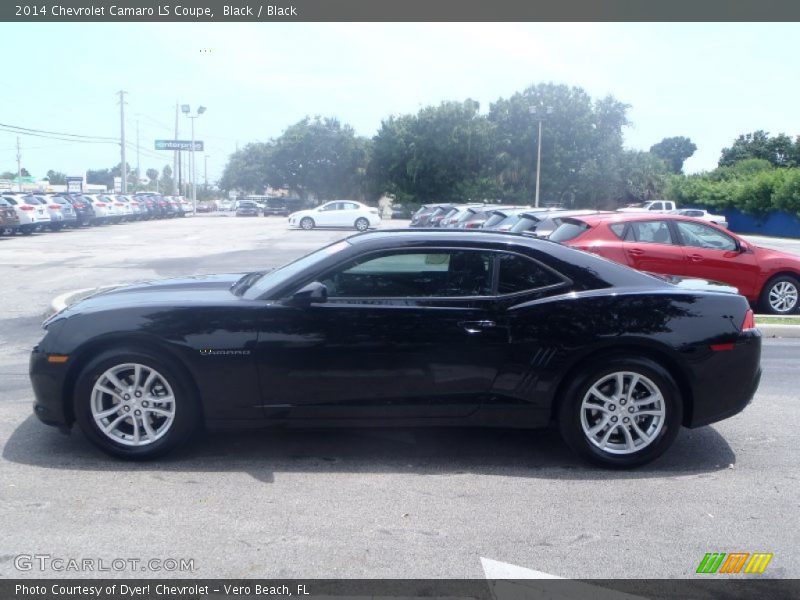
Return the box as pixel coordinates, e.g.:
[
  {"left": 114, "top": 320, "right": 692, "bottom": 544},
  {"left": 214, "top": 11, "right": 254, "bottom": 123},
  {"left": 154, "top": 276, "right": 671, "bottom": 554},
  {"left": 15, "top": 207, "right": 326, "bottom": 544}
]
[
  {"left": 760, "top": 275, "right": 799, "bottom": 315},
  {"left": 558, "top": 357, "right": 682, "bottom": 468},
  {"left": 73, "top": 349, "right": 199, "bottom": 460},
  {"left": 354, "top": 217, "right": 369, "bottom": 231},
  {"left": 300, "top": 217, "right": 315, "bottom": 230}
]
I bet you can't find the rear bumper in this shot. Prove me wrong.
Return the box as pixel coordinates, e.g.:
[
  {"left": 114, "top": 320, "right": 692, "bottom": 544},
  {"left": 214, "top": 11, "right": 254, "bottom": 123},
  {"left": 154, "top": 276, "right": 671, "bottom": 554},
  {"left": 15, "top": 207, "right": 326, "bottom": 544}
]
[{"left": 686, "top": 333, "right": 762, "bottom": 428}]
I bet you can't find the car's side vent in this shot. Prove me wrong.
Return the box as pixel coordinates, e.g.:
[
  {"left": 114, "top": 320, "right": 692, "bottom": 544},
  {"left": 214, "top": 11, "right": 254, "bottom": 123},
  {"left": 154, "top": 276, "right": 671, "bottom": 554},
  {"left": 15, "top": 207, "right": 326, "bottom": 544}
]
[{"left": 530, "top": 346, "right": 557, "bottom": 368}]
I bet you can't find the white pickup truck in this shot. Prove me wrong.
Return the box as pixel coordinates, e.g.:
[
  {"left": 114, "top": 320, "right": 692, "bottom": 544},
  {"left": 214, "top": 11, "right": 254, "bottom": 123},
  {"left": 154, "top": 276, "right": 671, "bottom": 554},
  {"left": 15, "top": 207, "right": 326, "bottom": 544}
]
[{"left": 618, "top": 200, "right": 677, "bottom": 213}]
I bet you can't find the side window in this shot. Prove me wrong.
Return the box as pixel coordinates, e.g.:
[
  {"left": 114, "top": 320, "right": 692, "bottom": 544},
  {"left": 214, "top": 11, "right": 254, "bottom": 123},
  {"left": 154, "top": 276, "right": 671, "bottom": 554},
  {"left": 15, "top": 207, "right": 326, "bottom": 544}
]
[
  {"left": 676, "top": 221, "right": 737, "bottom": 251},
  {"left": 649, "top": 202, "right": 663, "bottom": 211},
  {"left": 609, "top": 223, "right": 627, "bottom": 240},
  {"left": 497, "top": 253, "right": 564, "bottom": 295},
  {"left": 321, "top": 250, "right": 493, "bottom": 298},
  {"left": 320, "top": 203, "right": 337, "bottom": 211},
  {"left": 344, "top": 202, "right": 359, "bottom": 210},
  {"left": 630, "top": 220, "right": 674, "bottom": 244}
]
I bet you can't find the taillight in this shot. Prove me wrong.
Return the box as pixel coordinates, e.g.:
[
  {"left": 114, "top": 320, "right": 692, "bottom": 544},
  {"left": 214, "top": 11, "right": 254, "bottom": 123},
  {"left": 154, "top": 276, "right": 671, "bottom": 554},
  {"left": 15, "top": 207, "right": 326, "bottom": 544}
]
[
  {"left": 115, "top": 203, "right": 124, "bottom": 206},
  {"left": 20, "top": 205, "right": 34, "bottom": 211},
  {"left": 49, "top": 205, "right": 61, "bottom": 209},
  {"left": 741, "top": 309, "right": 756, "bottom": 331},
  {"left": 96, "top": 202, "right": 106, "bottom": 207},
  {"left": 74, "top": 203, "right": 85, "bottom": 208}
]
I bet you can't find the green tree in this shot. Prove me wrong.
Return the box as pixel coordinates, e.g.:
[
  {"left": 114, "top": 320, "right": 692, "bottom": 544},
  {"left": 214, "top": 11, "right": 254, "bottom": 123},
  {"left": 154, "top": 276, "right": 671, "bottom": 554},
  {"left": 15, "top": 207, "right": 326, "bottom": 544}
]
[
  {"left": 267, "top": 116, "right": 369, "bottom": 201},
  {"left": 368, "top": 99, "right": 495, "bottom": 203},
  {"left": 219, "top": 142, "right": 275, "bottom": 193},
  {"left": 159, "top": 165, "right": 174, "bottom": 194},
  {"left": 145, "top": 168, "right": 159, "bottom": 188},
  {"left": 649, "top": 136, "right": 697, "bottom": 174},
  {"left": 46, "top": 170, "right": 67, "bottom": 185},
  {"left": 618, "top": 151, "right": 670, "bottom": 202},
  {"left": 487, "top": 83, "right": 630, "bottom": 207},
  {"left": 719, "top": 131, "right": 798, "bottom": 167}
]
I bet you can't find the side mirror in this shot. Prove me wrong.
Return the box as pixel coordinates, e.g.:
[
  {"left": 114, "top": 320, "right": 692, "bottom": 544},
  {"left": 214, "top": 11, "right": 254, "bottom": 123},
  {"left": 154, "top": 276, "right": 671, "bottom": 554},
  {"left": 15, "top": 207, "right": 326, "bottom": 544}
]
[
  {"left": 288, "top": 281, "right": 327, "bottom": 307},
  {"left": 738, "top": 241, "right": 750, "bottom": 253}
]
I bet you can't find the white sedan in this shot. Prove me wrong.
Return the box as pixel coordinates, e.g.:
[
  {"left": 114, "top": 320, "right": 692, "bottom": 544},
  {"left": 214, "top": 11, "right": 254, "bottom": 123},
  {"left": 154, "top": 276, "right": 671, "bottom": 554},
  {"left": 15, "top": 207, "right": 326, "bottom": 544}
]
[
  {"left": 288, "top": 200, "right": 381, "bottom": 231},
  {"left": 671, "top": 208, "right": 728, "bottom": 229}
]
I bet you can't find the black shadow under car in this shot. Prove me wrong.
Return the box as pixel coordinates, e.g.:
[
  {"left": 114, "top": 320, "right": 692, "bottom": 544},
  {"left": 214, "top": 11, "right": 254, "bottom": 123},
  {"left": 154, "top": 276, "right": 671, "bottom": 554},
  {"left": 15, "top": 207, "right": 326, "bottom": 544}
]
[{"left": 29, "top": 230, "right": 761, "bottom": 468}]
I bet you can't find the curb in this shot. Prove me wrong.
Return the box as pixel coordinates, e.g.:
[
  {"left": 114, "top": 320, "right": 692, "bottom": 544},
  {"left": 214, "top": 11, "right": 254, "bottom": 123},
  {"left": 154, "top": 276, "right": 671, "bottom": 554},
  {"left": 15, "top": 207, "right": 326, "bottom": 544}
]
[{"left": 756, "top": 324, "right": 800, "bottom": 338}]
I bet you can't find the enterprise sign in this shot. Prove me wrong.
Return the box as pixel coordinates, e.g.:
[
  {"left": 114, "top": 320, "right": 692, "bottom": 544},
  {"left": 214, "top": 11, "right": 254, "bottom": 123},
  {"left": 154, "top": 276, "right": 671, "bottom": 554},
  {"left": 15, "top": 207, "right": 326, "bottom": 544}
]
[{"left": 154, "top": 140, "right": 204, "bottom": 151}]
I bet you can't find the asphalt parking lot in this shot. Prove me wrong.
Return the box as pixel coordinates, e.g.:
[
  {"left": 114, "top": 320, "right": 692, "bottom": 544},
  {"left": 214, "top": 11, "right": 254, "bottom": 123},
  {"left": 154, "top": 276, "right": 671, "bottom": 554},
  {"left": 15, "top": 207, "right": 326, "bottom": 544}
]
[{"left": 0, "top": 215, "right": 798, "bottom": 579}]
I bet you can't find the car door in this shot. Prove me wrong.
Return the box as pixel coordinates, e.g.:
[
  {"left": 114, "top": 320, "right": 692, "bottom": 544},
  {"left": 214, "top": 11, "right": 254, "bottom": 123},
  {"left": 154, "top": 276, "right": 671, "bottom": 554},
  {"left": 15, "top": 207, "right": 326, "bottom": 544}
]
[
  {"left": 620, "top": 219, "right": 687, "bottom": 277},
  {"left": 254, "top": 248, "right": 509, "bottom": 420},
  {"left": 338, "top": 201, "right": 361, "bottom": 227},
  {"left": 673, "top": 219, "right": 760, "bottom": 297},
  {"left": 313, "top": 201, "right": 340, "bottom": 226}
]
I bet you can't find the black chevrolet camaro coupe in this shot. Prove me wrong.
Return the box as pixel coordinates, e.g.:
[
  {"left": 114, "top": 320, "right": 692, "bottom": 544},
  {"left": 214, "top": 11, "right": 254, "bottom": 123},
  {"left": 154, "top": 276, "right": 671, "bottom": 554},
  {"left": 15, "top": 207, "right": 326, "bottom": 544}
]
[{"left": 30, "top": 230, "right": 762, "bottom": 467}]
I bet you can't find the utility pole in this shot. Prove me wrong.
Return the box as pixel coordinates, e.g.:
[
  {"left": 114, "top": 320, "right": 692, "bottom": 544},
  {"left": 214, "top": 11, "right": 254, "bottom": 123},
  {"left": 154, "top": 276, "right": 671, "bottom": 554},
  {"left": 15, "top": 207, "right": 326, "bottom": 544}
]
[
  {"left": 118, "top": 90, "right": 127, "bottom": 193},
  {"left": 204, "top": 154, "right": 208, "bottom": 189},
  {"left": 173, "top": 102, "right": 179, "bottom": 195},
  {"left": 136, "top": 118, "right": 140, "bottom": 190},
  {"left": 16, "top": 137, "right": 22, "bottom": 191}
]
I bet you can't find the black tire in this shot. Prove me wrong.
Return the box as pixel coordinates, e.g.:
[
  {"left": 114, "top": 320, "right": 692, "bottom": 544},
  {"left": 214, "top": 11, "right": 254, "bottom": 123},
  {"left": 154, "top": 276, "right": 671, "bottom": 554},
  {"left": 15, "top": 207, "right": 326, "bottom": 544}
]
[
  {"left": 20, "top": 225, "right": 33, "bottom": 235},
  {"left": 355, "top": 217, "right": 369, "bottom": 231},
  {"left": 558, "top": 356, "right": 682, "bottom": 469},
  {"left": 759, "top": 274, "right": 800, "bottom": 315},
  {"left": 300, "top": 217, "right": 314, "bottom": 230},
  {"left": 49, "top": 223, "right": 64, "bottom": 232},
  {"left": 73, "top": 347, "right": 199, "bottom": 460}
]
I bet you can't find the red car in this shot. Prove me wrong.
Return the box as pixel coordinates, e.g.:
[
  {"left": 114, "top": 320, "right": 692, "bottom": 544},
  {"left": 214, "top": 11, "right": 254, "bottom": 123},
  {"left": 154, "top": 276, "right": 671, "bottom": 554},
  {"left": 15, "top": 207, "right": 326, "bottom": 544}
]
[{"left": 550, "top": 212, "right": 800, "bottom": 314}]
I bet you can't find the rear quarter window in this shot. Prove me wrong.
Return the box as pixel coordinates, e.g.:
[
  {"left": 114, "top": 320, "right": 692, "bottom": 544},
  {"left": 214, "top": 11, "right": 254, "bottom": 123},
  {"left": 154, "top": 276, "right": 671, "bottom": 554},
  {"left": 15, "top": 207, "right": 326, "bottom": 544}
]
[
  {"left": 497, "top": 253, "right": 565, "bottom": 294},
  {"left": 550, "top": 220, "right": 590, "bottom": 242}
]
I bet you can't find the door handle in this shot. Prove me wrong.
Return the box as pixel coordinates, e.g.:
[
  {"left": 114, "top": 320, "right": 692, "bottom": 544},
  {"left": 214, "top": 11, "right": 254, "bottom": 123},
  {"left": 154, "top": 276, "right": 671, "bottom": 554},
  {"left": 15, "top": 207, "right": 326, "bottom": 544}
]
[
  {"left": 688, "top": 254, "right": 704, "bottom": 262},
  {"left": 459, "top": 320, "right": 496, "bottom": 334},
  {"left": 626, "top": 248, "right": 645, "bottom": 256}
]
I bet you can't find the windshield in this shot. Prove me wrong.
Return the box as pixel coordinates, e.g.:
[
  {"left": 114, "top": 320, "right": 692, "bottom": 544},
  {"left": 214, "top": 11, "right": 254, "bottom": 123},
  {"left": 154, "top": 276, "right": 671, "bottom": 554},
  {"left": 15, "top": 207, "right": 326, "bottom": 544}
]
[{"left": 241, "top": 240, "right": 351, "bottom": 299}]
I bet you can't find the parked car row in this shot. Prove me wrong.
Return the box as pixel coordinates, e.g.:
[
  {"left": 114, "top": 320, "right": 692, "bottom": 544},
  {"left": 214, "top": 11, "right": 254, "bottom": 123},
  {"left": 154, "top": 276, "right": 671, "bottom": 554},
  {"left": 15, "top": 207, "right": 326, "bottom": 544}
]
[
  {"left": 407, "top": 202, "right": 797, "bottom": 314},
  {"left": 0, "top": 192, "right": 194, "bottom": 235},
  {"left": 410, "top": 203, "right": 613, "bottom": 237}
]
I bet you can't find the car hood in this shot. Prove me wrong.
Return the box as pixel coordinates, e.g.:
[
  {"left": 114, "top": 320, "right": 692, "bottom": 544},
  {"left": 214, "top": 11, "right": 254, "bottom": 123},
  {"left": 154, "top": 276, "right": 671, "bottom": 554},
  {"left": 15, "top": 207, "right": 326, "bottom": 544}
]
[
  {"left": 54, "top": 273, "right": 248, "bottom": 317},
  {"left": 751, "top": 244, "right": 800, "bottom": 264}
]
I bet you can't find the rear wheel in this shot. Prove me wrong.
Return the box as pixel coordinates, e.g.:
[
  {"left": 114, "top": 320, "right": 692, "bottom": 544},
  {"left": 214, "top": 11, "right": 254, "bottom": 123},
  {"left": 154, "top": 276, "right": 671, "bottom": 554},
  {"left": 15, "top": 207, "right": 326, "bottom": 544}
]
[
  {"left": 300, "top": 217, "right": 315, "bottom": 230},
  {"left": 760, "top": 275, "right": 799, "bottom": 315},
  {"left": 558, "top": 356, "right": 682, "bottom": 468},
  {"left": 20, "top": 225, "right": 34, "bottom": 235},
  {"left": 355, "top": 217, "right": 369, "bottom": 231},
  {"left": 73, "top": 348, "right": 199, "bottom": 460}
]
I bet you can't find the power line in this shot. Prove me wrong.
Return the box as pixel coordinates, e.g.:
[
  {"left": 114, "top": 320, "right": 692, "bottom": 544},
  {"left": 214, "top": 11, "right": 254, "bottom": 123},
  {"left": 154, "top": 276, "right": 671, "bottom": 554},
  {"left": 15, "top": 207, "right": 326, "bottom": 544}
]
[
  {"left": 0, "top": 121, "right": 117, "bottom": 141},
  {"left": 0, "top": 127, "right": 116, "bottom": 144}
]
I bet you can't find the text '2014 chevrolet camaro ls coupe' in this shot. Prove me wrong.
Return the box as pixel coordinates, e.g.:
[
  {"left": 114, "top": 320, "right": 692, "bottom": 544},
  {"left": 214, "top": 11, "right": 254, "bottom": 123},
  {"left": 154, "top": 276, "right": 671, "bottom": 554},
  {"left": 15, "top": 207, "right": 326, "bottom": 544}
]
[{"left": 30, "top": 230, "right": 762, "bottom": 468}]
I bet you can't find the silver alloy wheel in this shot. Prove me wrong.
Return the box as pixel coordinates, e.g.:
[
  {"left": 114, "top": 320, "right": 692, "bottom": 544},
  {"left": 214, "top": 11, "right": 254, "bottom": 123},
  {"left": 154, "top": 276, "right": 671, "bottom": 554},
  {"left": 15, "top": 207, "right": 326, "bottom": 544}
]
[
  {"left": 90, "top": 363, "right": 176, "bottom": 447},
  {"left": 580, "top": 371, "right": 665, "bottom": 455},
  {"left": 768, "top": 280, "right": 798, "bottom": 313},
  {"left": 300, "top": 217, "right": 314, "bottom": 230},
  {"left": 355, "top": 218, "right": 369, "bottom": 231}
]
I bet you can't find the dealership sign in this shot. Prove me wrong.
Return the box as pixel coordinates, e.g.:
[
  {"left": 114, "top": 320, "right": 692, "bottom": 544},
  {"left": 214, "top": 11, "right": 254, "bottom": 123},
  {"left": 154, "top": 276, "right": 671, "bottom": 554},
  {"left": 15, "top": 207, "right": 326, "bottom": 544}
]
[
  {"left": 66, "top": 176, "right": 83, "bottom": 193},
  {"left": 155, "top": 140, "right": 204, "bottom": 151}
]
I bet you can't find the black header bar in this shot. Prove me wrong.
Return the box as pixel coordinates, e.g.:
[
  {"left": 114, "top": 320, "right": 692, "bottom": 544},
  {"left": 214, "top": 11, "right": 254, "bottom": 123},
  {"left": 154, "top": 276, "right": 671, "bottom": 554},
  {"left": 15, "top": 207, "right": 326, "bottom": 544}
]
[{"left": 3, "top": 0, "right": 800, "bottom": 22}]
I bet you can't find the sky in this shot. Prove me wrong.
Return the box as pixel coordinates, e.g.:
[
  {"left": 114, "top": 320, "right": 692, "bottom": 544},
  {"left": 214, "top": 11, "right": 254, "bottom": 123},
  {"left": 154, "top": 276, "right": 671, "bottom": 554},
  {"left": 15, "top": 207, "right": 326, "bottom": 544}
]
[{"left": 0, "top": 22, "right": 798, "bottom": 184}]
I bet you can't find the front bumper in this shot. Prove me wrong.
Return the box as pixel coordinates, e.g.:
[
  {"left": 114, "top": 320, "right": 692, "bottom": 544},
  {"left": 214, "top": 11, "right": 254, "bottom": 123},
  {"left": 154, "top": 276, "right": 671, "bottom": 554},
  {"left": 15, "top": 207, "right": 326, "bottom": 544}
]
[{"left": 29, "top": 346, "right": 71, "bottom": 429}]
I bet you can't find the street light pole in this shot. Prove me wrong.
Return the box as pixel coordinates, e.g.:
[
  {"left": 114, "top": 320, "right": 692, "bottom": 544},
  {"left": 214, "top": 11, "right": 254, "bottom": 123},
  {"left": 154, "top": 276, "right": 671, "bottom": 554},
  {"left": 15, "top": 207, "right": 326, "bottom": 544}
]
[
  {"left": 182, "top": 104, "right": 205, "bottom": 213},
  {"left": 529, "top": 105, "right": 553, "bottom": 208},
  {"left": 190, "top": 116, "right": 196, "bottom": 209}
]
